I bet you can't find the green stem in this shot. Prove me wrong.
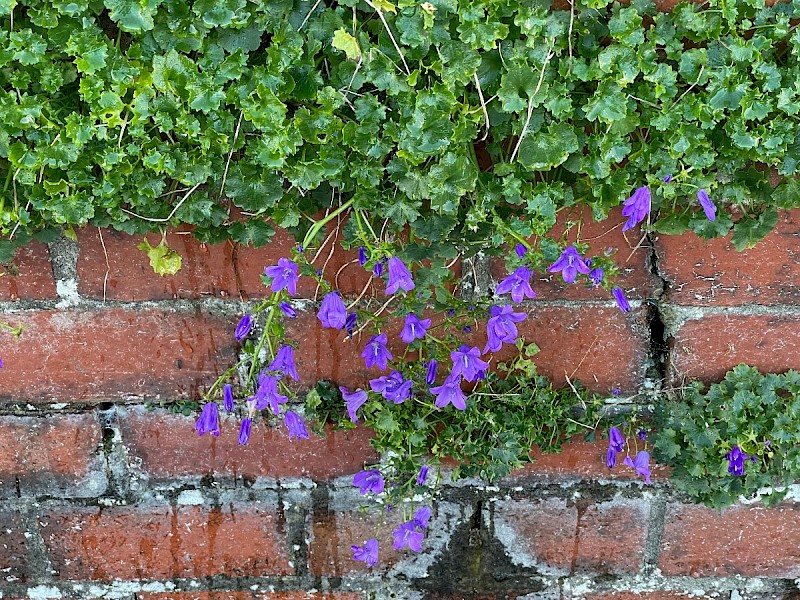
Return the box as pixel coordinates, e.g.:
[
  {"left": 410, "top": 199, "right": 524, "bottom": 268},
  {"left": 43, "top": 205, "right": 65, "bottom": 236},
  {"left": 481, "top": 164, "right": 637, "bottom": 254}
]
[
  {"left": 491, "top": 210, "right": 531, "bottom": 251},
  {"left": 246, "top": 305, "right": 277, "bottom": 390},
  {"left": 302, "top": 197, "right": 356, "bottom": 249}
]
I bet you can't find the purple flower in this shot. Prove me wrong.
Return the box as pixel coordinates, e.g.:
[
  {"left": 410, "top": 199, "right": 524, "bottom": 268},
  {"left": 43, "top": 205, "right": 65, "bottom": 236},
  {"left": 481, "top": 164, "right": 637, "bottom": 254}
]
[
  {"left": 606, "top": 446, "right": 618, "bottom": 469},
  {"left": 462, "top": 325, "right": 472, "bottom": 333},
  {"left": 623, "top": 451, "right": 652, "bottom": 484},
  {"left": 386, "top": 257, "right": 415, "bottom": 295},
  {"left": 358, "top": 246, "right": 368, "bottom": 266},
  {"left": 362, "top": 333, "right": 393, "bottom": 370},
  {"left": 515, "top": 243, "right": 527, "bottom": 258},
  {"left": 269, "top": 345, "right": 299, "bottom": 381},
  {"left": 235, "top": 314, "right": 252, "bottom": 342},
  {"left": 612, "top": 287, "right": 630, "bottom": 313},
  {"left": 400, "top": 313, "right": 431, "bottom": 344},
  {"left": 393, "top": 521, "right": 424, "bottom": 552},
  {"left": 284, "top": 410, "right": 309, "bottom": 440},
  {"left": 429, "top": 373, "right": 468, "bottom": 410},
  {"left": 726, "top": 445, "right": 748, "bottom": 476},
  {"left": 345, "top": 312, "right": 357, "bottom": 335},
  {"left": 351, "top": 538, "right": 379, "bottom": 567},
  {"left": 588, "top": 268, "right": 604, "bottom": 287},
  {"left": 353, "top": 469, "right": 384, "bottom": 495},
  {"left": 621, "top": 186, "right": 651, "bottom": 232},
  {"left": 496, "top": 267, "right": 537, "bottom": 303},
  {"left": 484, "top": 305, "right": 526, "bottom": 354},
  {"left": 425, "top": 360, "right": 438, "bottom": 386},
  {"left": 370, "top": 370, "right": 412, "bottom": 404},
  {"left": 340, "top": 386, "right": 368, "bottom": 423},
  {"left": 609, "top": 426, "right": 625, "bottom": 453},
  {"left": 637, "top": 429, "right": 648, "bottom": 441},
  {"left": 416, "top": 465, "right": 429, "bottom": 486},
  {"left": 238, "top": 417, "right": 252, "bottom": 445},
  {"left": 195, "top": 402, "right": 220, "bottom": 437},
  {"left": 318, "top": 292, "right": 347, "bottom": 329},
  {"left": 253, "top": 373, "right": 288, "bottom": 415},
  {"left": 413, "top": 506, "right": 431, "bottom": 529},
  {"left": 264, "top": 257, "right": 299, "bottom": 295},
  {"left": 612, "top": 386, "right": 621, "bottom": 396},
  {"left": 279, "top": 301, "right": 297, "bottom": 318},
  {"left": 0, "top": 357, "right": 3, "bottom": 368},
  {"left": 450, "top": 345, "right": 489, "bottom": 382},
  {"left": 373, "top": 262, "right": 384, "bottom": 277},
  {"left": 548, "top": 246, "right": 591, "bottom": 284},
  {"left": 697, "top": 189, "right": 716, "bottom": 221},
  {"left": 662, "top": 174, "right": 672, "bottom": 183},
  {"left": 223, "top": 384, "right": 234, "bottom": 412}
]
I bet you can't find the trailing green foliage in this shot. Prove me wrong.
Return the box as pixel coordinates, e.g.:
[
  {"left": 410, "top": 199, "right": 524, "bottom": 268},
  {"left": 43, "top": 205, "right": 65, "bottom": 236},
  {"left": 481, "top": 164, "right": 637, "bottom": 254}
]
[
  {"left": 653, "top": 365, "right": 800, "bottom": 508},
  {"left": 2, "top": 0, "right": 800, "bottom": 265}
]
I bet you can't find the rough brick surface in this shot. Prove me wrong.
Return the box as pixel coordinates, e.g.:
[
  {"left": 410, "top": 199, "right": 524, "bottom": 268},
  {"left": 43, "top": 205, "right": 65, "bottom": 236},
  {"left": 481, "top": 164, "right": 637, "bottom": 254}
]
[
  {"left": 668, "top": 313, "right": 800, "bottom": 384},
  {"left": 659, "top": 502, "right": 800, "bottom": 577},
  {"left": 0, "top": 241, "right": 57, "bottom": 301},
  {"left": 0, "top": 414, "right": 105, "bottom": 498},
  {"left": 583, "top": 593, "right": 702, "bottom": 600},
  {"left": 0, "top": 308, "right": 237, "bottom": 402},
  {"left": 491, "top": 496, "right": 649, "bottom": 576},
  {"left": 136, "top": 594, "right": 361, "bottom": 600},
  {"left": 0, "top": 511, "right": 32, "bottom": 583},
  {"left": 118, "top": 407, "right": 377, "bottom": 480},
  {"left": 655, "top": 209, "right": 800, "bottom": 306},
  {"left": 41, "top": 503, "right": 292, "bottom": 580}
]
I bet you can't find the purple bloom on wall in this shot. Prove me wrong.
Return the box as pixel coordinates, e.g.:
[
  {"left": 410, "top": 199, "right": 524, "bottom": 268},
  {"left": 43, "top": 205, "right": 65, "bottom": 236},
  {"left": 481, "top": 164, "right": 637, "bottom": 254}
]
[
  {"left": 450, "top": 345, "right": 489, "bottom": 382},
  {"left": 726, "top": 445, "right": 748, "bottom": 476},
  {"left": 393, "top": 521, "right": 424, "bottom": 552},
  {"left": 264, "top": 257, "right": 299, "bottom": 295},
  {"left": 425, "top": 360, "right": 438, "bottom": 386},
  {"left": 496, "top": 267, "right": 537, "bottom": 303},
  {"left": 400, "top": 313, "right": 431, "bottom": 344},
  {"left": 548, "top": 246, "right": 591, "bottom": 284},
  {"left": 279, "top": 301, "right": 297, "bottom": 318},
  {"left": 515, "top": 243, "right": 528, "bottom": 258},
  {"left": 637, "top": 429, "right": 648, "bottom": 441},
  {"left": 0, "top": 357, "right": 3, "bottom": 368},
  {"left": 238, "top": 417, "right": 252, "bottom": 445},
  {"left": 612, "top": 287, "right": 631, "bottom": 313},
  {"left": 269, "top": 345, "right": 299, "bottom": 381},
  {"left": 340, "top": 386, "right": 368, "bottom": 423},
  {"left": 589, "top": 268, "right": 604, "bottom": 287},
  {"left": 697, "top": 189, "right": 716, "bottom": 222},
  {"left": 373, "top": 262, "right": 384, "bottom": 277},
  {"left": 284, "top": 410, "right": 309, "bottom": 440},
  {"left": 351, "top": 538, "right": 379, "bottom": 567},
  {"left": 621, "top": 186, "right": 651, "bottom": 232},
  {"left": 416, "top": 464, "right": 429, "bottom": 486},
  {"left": 223, "top": 384, "right": 235, "bottom": 412},
  {"left": 484, "top": 305, "right": 526, "bottom": 354},
  {"left": 362, "top": 333, "right": 393, "bottom": 370},
  {"left": 623, "top": 451, "right": 652, "bottom": 484},
  {"left": 662, "top": 174, "right": 672, "bottom": 183},
  {"left": 353, "top": 469, "right": 385, "bottom": 495},
  {"left": 318, "top": 292, "right": 347, "bottom": 329},
  {"left": 253, "top": 374, "right": 288, "bottom": 415},
  {"left": 358, "top": 246, "right": 368, "bottom": 266},
  {"left": 429, "top": 373, "right": 468, "bottom": 410},
  {"left": 609, "top": 427, "right": 625, "bottom": 452},
  {"left": 345, "top": 312, "right": 357, "bottom": 335},
  {"left": 235, "top": 314, "right": 252, "bottom": 342},
  {"left": 370, "top": 371, "right": 413, "bottom": 404},
  {"left": 606, "top": 446, "right": 618, "bottom": 469},
  {"left": 386, "top": 257, "right": 415, "bottom": 295},
  {"left": 195, "top": 402, "right": 220, "bottom": 437},
  {"left": 413, "top": 506, "right": 432, "bottom": 529}
]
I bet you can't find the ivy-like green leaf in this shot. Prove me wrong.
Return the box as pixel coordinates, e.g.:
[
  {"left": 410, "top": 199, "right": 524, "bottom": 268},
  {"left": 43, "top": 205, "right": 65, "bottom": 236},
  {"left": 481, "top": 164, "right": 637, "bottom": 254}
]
[
  {"left": 137, "top": 238, "right": 183, "bottom": 275},
  {"left": 104, "top": 0, "right": 160, "bottom": 32},
  {"left": 331, "top": 29, "right": 361, "bottom": 61},
  {"left": 517, "top": 123, "right": 579, "bottom": 171},
  {"left": 730, "top": 208, "right": 778, "bottom": 251}
]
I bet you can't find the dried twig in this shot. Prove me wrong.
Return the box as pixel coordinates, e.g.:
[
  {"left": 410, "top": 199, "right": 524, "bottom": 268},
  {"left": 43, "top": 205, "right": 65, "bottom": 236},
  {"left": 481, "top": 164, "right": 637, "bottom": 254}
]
[
  {"left": 473, "top": 73, "right": 491, "bottom": 141},
  {"left": 364, "top": 0, "right": 410, "bottom": 75},
  {"left": 120, "top": 182, "right": 202, "bottom": 222},
  {"left": 510, "top": 48, "right": 554, "bottom": 163}
]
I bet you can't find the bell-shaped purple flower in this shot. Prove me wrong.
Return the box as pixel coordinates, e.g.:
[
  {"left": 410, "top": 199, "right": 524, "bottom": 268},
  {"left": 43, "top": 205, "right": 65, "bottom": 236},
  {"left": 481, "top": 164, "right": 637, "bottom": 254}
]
[
  {"left": 195, "top": 402, "right": 220, "bottom": 437},
  {"left": 264, "top": 257, "right": 299, "bottom": 295},
  {"left": 284, "top": 410, "right": 309, "bottom": 440},
  {"left": 425, "top": 360, "right": 438, "bottom": 386},
  {"left": 589, "top": 268, "right": 604, "bottom": 287},
  {"left": 484, "top": 305, "right": 526, "bottom": 354},
  {"left": 238, "top": 417, "right": 252, "bottom": 445},
  {"left": 345, "top": 312, "right": 357, "bottom": 335},
  {"left": 253, "top": 373, "right": 288, "bottom": 415},
  {"left": 351, "top": 538, "right": 379, "bottom": 567},
  {"left": 386, "top": 257, "right": 415, "bottom": 295},
  {"left": 697, "top": 189, "right": 716, "bottom": 222},
  {"left": 373, "top": 262, "right": 384, "bottom": 277},
  {"left": 223, "top": 384, "right": 234, "bottom": 412},
  {"left": 606, "top": 446, "right": 618, "bottom": 469},
  {"left": 623, "top": 450, "right": 652, "bottom": 484},
  {"left": 393, "top": 521, "right": 424, "bottom": 552},
  {"left": 548, "top": 246, "right": 591, "bottom": 284},
  {"left": 279, "top": 301, "right": 297, "bottom": 318},
  {"left": 269, "top": 345, "right": 299, "bottom": 381},
  {"left": 400, "top": 313, "right": 431, "bottom": 344},
  {"left": 496, "top": 267, "right": 537, "bottom": 303},
  {"left": 318, "top": 292, "right": 347, "bottom": 329},
  {"left": 353, "top": 468, "right": 384, "bottom": 495},
  {"left": 340, "top": 386, "right": 368, "bottom": 423},
  {"left": 361, "top": 333, "right": 393, "bottom": 370},
  {"left": 413, "top": 506, "right": 432, "bottom": 529},
  {"left": 726, "top": 445, "right": 748, "bottom": 476},
  {"left": 621, "top": 186, "right": 651, "bottom": 231},
  {"left": 235, "top": 314, "right": 252, "bottom": 342},
  {"left": 450, "top": 345, "right": 489, "bottom": 382},
  {"left": 662, "top": 174, "right": 672, "bottom": 183},
  {"left": 358, "top": 246, "right": 368, "bottom": 266},
  {"left": 370, "top": 370, "right": 412, "bottom": 404},
  {"left": 515, "top": 243, "right": 528, "bottom": 258},
  {"left": 416, "top": 464, "right": 429, "bottom": 486},
  {"left": 612, "top": 287, "right": 631, "bottom": 313},
  {"left": 429, "top": 373, "right": 468, "bottom": 410},
  {"left": 609, "top": 426, "right": 625, "bottom": 453}
]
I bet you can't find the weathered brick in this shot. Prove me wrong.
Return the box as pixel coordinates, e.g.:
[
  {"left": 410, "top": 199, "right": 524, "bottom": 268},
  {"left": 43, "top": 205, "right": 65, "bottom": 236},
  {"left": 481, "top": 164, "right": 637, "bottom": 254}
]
[
  {"left": 0, "top": 511, "right": 33, "bottom": 583},
  {"left": 118, "top": 407, "right": 377, "bottom": 481},
  {"left": 583, "top": 593, "right": 702, "bottom": 600},
  {"left": 492, "top": 496, "right": 649, "bottom": 576},
  {"left": 0, "top": 414, "right": 106, "bottom": 498},
  {"left": 136, "top": 594, "right": 361, "bottom": 600},
  {"left": 41, "top": 503, "right": 292, "bottom": 580},
  {"left": 0, "top": 308, "right": 237, "bottom": 402},
  {"left": 0, "top": 241, "right": 57, "bottom": 301},
  {"left": 659, "top": 502, "right": 800, "bottom": 577},
  {"left": 667, "top": 312, "right": 800, "bottom": 384},
  {"left": 655, "top": 209, "right": 800, "bottom": 306}
]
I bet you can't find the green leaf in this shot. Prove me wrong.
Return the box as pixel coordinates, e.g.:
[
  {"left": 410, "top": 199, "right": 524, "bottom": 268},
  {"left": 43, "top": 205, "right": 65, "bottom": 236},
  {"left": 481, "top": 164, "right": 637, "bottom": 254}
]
[
  {"left": 228, "top": 219, "right": 276, "bottom": 247},
  {"left": 137, "top": 238, "right": 183, "bottom": 275},
  {"left": 331, "top": 29, "right": 361, "bottom": 61},
  {"left": 730, "top": 208, "right": 779, "bottom": 251},
  {"left": 103, "top": 0, "right": 160, "bottom": 32},
  {"left": 517, "top": 123, "right": 579, "bottom": 171}
]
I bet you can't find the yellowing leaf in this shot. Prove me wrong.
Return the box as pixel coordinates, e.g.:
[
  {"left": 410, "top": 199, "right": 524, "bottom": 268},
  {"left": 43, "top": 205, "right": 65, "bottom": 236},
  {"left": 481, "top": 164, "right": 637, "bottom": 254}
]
[
  {"left": 331, "top": 29, "right": 361, "bottom": 61},
  {"left": 137, "top": 238, "right": 183, "bottom": 276},
  {"left": 372, "top": 0, "right": 396, "bottom": 13}
]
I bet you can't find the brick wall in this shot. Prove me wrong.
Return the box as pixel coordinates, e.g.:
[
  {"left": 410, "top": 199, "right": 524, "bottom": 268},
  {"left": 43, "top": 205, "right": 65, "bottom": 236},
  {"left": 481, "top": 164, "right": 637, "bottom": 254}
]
[{"left": 2, "top": 210, "right": 800, "bottom": 599}]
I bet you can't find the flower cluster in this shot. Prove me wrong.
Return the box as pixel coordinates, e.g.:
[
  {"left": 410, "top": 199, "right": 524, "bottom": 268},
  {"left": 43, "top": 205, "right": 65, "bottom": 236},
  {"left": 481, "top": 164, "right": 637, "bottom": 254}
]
[{"left": 606, "top": 426, "right": 651, "bottom": 484}]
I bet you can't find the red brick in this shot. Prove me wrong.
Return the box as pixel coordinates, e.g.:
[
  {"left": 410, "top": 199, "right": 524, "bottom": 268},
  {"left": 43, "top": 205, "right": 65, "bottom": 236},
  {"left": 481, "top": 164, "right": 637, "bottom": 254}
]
[
  {"left": 0, "top": 308, "right": 237, "bottom": 402},
  {"left": 137, "top": 594, "right": 361, "bottom": 600},
  {"left": 668, "top": 313, "right": 800, "bottom": 384},
  {"left": 492, "top": 496, "right": 649, "bottom": 575},
  {"left": 490, "top": 206, "right": 660, "bottom": 303},
  {"left": 655, "top": 209, "right": 800, "bottom": 306},
  {"left": 659, "top": 502, "right": 800, "bottom": 577},
  {"left": 0, "top": 511, "right": 33, "bottom": 582},
  {"left": 118, "top": 407, "right": 377, "bottom": 480},
  {"left": 0, "top": 414, "right": 105, "bottom": 497},
  {"left": 0, "top": 241, "right": 57, "bottom": 301},
  {"left": 41, "top": 503, "right": 292, "bottom": 580},
  {"left": 584, "top": 593, "right": 702, "bottom": 600}
]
